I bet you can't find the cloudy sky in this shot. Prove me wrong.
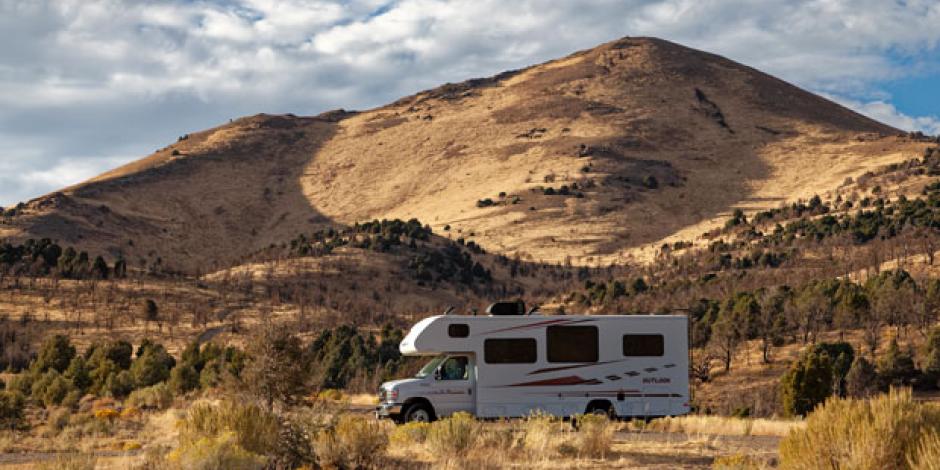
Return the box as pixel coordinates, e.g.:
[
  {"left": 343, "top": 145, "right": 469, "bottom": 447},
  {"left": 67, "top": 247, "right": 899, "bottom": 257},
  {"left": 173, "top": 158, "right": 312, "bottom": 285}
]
[{"left": 1, "top": 0, "right": 939, "bottom": 207}]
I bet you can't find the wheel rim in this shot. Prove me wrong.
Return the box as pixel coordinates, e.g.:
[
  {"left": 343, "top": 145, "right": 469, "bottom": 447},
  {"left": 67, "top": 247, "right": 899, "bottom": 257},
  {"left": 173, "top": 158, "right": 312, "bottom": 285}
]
[{"left": 409, "top": 408, "right": 430, "bottom": 422}]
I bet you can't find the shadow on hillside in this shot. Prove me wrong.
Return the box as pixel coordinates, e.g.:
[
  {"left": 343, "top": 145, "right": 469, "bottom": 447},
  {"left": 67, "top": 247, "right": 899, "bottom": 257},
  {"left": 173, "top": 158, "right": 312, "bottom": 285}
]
[{"left": 16, "top": 113, "right": 346, "bottom": 274}]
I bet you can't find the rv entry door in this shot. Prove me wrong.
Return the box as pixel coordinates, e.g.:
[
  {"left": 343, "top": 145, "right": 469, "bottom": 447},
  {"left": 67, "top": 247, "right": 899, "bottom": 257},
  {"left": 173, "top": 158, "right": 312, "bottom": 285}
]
[{"left": 432, "top": 355, "right": 476, "bottom": 417}]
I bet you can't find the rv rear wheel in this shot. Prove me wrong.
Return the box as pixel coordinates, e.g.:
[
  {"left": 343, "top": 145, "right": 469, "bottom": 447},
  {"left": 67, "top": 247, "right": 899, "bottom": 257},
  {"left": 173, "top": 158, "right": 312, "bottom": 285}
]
[{"left": 403, "top": 403, "right": 435, "bottom": 423}]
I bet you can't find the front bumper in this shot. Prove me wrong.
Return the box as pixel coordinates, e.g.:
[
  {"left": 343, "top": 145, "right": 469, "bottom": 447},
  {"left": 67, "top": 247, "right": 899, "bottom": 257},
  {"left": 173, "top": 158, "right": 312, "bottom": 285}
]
[{"left": 375, "top": 403, "right": 403, "bottom": 419}]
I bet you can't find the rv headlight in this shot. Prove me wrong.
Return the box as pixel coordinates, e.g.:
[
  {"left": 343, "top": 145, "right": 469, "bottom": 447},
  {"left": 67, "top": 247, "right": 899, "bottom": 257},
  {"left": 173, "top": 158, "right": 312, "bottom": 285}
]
[{"left": 378, "top": 387, "right": 398, "bottom": 403}]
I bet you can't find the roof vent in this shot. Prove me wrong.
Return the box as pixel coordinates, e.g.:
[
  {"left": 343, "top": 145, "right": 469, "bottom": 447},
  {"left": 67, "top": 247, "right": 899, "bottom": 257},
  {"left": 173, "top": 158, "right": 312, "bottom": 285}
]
[{"left": 486, "top": 301, "right": 526, "bottom": 316}]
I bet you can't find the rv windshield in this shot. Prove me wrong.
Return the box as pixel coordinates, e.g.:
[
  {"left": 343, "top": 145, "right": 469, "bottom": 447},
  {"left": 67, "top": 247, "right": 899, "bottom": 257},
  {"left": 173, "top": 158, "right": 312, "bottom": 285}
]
[{"left": 415, "top": 356, "right": 446, "bottom": 378}]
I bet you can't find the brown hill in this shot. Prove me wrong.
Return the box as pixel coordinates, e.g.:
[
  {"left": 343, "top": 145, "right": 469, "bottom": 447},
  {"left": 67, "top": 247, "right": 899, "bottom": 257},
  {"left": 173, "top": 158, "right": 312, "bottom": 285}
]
[{"left": 0, "top": 37, "right": 929, "bottom": 272}]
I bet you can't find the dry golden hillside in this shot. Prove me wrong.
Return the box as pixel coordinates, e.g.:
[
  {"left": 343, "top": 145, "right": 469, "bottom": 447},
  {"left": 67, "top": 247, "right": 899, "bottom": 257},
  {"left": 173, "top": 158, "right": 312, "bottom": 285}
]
[{"left": 0, "top": 37, "right": 930, "bottom": 272}]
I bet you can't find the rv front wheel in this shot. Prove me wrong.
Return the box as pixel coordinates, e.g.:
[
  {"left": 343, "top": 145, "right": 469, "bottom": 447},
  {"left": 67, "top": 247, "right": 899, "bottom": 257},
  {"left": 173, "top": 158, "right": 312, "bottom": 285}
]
[
  {"left": 403, "top": 403, "right": 435, "bottom": 423},
  {"left": 585, "top": 400, "right": 615, "bottom": 419}
]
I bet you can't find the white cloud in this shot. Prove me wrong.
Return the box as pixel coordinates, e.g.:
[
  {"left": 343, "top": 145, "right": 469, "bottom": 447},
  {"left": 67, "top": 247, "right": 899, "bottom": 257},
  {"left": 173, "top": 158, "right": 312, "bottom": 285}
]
[
  {"left": 1, "top": 0, "right": 939, "bottom": 206},
  {"left": 829, "top": 96, "right": 940, "bottom": 136}
]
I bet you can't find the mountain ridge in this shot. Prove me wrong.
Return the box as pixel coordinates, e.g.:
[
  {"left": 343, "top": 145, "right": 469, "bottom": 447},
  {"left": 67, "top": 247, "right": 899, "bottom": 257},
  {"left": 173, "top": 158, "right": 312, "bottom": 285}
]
[{"left": 0, "top": 36, "right": 928, "bottom": 273}]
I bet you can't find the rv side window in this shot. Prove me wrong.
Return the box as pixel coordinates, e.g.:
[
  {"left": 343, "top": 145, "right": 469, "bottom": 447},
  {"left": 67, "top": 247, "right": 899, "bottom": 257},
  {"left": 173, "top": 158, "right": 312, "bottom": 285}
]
[
  {"left": 546, "top": 326, "right": 598, "bottom": 363},
  {"left": 448, "top": 324, "right": 469, "bottom": 338},
  {"left": 484, "top": 338, "right": 537, "bottom": 364},
  {"left": 622, "top": 334, "right": 665, "bottom": 357}
]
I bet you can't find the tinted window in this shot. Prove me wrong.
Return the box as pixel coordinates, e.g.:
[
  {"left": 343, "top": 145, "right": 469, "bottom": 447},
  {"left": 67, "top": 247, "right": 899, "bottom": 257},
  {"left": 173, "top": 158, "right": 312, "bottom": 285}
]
[
  {"left": 547, "top": 326, "right": 598, "bottom": 363},
  {"left": 484, "top": 338, "right": 537, "bottom": 364},
  {"left": 448, "top": 324, "right": 469, "bottom": 338},
  {"left": 622, "top": 334, "right": 664, "bottom": 357}
]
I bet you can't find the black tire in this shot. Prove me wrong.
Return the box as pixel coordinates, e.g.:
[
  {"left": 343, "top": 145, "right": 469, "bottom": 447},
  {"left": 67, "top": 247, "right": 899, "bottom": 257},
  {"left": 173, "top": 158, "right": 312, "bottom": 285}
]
[
  {"left": 402, "top": 402, "right": 436, "bottom": 423},
  {"left": 585, "top": 401, "right": 615, "bottom": 419}
]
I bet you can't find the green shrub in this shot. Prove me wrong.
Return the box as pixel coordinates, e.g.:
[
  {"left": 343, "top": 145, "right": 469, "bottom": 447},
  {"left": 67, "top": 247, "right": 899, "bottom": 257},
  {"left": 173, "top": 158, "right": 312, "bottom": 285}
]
[
  {"left": 779, "top": 388, "right": 940, "bottom": 469},
  {"left": 126, "top": 383, "right": 174, "bottom": 410},
  {"left": 104, "top": 370, "right": 135, "bottom": 398},
  {"left": 168, "top": 432, "right": 265, "bottom": 470},
  {"left": 0, "top": 391, "right": 25, "bottom": 430},
  {"left": 426, "top": 412, "right": 480, "bottom": 457},
  {"left": 64, "top": 356, "right": 92, "bottom": 392},
  {"left": 178, "top": 401, "right": 280, "bottom": 456},
  {"left": 32, "top": 370, "right": 76, "bottom": 407},
  {"left": 169, "top": 363, "right": 200, "bottom": 395},
  {"left": 32, "top": 335, "right": 76, "bottom": 374},
  {"left": 87, "top": 358, "right": 119, "bottom": 395},
  {"left": 6, "top": 373, "right": 34, "bottom": 396},
  {"left": 130, "top": 342, "right": 175, "bottom": 388},
  {"left": 314, "top": 414, "right": 389, "bottom": 469},
  {"left": 86, "top": 340, "right": 133, "bottom": 370}
]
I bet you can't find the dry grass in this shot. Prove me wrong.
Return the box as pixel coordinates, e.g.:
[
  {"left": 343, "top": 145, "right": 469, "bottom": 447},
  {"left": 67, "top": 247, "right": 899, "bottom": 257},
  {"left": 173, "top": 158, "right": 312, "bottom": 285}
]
[
  {"left": 0, "top": 405, "right": 790, "bottom": 470},
  {"left": 314, "top": 414, "right": 391, "bottom": 469},
  {"left": 648, "top": 414, "right": 803, "bottom": 437},
  {"left": 168, "top": 431, "right": 266, "bottom": 470},
  {"left": 425, "top": 412, "right": 481, "bottom": 459},
  {"left": 779, "top": 388, "right": 940, "bottom": 469},
  {"left": 572, "top": 414, "right": 615, "bottom": 458},
  {"left": 176, "top": 401, "right": 280, "bottom": 457},
  {"left": 522, "top": 412, "right": 565, "bottom": 459},
  {"left": 909, "top": 429, "right": 940, "bottom": 470}
]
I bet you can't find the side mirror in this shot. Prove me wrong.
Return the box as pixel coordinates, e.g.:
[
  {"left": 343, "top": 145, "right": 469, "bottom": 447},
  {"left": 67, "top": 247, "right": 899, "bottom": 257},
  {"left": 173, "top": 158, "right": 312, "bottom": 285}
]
[{"left": 434, "top": 369, "right": 441, "bottom": 380}]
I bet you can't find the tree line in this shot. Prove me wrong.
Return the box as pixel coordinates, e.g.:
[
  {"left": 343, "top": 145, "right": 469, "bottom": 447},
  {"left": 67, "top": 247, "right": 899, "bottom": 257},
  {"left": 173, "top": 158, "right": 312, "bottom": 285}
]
[
  {"left": 0, "top": 323, "right": 407, "bottom": 429},
  {"left": 0, "top": 238, "right": 126, "bottom": 280}
]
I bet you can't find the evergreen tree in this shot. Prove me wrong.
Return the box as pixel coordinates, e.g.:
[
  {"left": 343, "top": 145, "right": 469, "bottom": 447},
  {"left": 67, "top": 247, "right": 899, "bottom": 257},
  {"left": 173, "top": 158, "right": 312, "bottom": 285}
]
[
  {"left": 877, "top": 338, "right": 919, "bottom": 389},
  {"left": 781, "top": 350, "right": 831, "bottom": 417},
  {"left": 31, "top": 335, "right": 76, "bottom": 374},
  {"left": 845, "top": 356, "right": 878, "bottom": 398},
  {"left": 923, "top": 327, "right": 940, "bottom": 389},
  {"left": 130, "top": 342, "right": 175, "bottom": 388},
  {"left": 113, "top": 257, "right": 127, "bottom": 278},
  {"left": 64, "top": 355, "right": 92, "bottom": 392},
  {"left": 92, "top": 256, "right": 109, "bottom": 279},
  {"left": 142, "top": 300, "right": 159, "bottom": 323}
]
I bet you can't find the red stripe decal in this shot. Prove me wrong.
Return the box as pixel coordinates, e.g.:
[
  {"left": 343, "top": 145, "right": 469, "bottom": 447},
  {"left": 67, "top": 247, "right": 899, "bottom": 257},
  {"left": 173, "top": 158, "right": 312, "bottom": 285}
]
[
  {"left": 505, "top": 375, "right": 602, "bottom": 387},
  {"left": 527, "top": 359, "right": 625, "bottom": 375}
]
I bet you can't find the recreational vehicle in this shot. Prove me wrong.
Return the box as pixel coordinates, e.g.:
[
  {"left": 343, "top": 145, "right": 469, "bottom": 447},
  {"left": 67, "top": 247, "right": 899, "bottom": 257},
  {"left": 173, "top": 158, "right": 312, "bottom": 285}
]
[{"left": 376, "top": 303, "right": 690, "bottom": 422}]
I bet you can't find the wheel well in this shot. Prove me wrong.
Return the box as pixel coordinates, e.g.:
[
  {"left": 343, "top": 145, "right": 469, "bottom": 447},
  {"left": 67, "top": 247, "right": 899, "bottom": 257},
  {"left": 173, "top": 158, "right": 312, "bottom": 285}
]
[
  {"left": 403, "top": 398, "right": 436, "bottom": 418},
  {"left": 585, "top": 400, "right": 613, "bottom": 414}
]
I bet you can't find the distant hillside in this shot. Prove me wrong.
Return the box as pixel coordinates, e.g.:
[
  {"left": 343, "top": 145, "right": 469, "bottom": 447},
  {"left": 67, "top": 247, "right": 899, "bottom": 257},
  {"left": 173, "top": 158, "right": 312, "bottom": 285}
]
[{"left": 0, "top": 37, "right": 929, "bottom": 273}]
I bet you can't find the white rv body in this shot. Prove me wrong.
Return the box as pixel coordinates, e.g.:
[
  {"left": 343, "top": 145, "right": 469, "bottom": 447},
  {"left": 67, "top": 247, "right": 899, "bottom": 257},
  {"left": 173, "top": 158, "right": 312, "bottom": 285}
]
[{"left": 377, "top": 314, "right": 690, "bottom": 421}]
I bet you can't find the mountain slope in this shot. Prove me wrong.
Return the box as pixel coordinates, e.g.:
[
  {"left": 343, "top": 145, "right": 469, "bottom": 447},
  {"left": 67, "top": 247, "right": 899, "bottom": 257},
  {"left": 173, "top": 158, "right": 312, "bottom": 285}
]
[{"left": 0, "top": 37, "right": 928, "bottom": 272}]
